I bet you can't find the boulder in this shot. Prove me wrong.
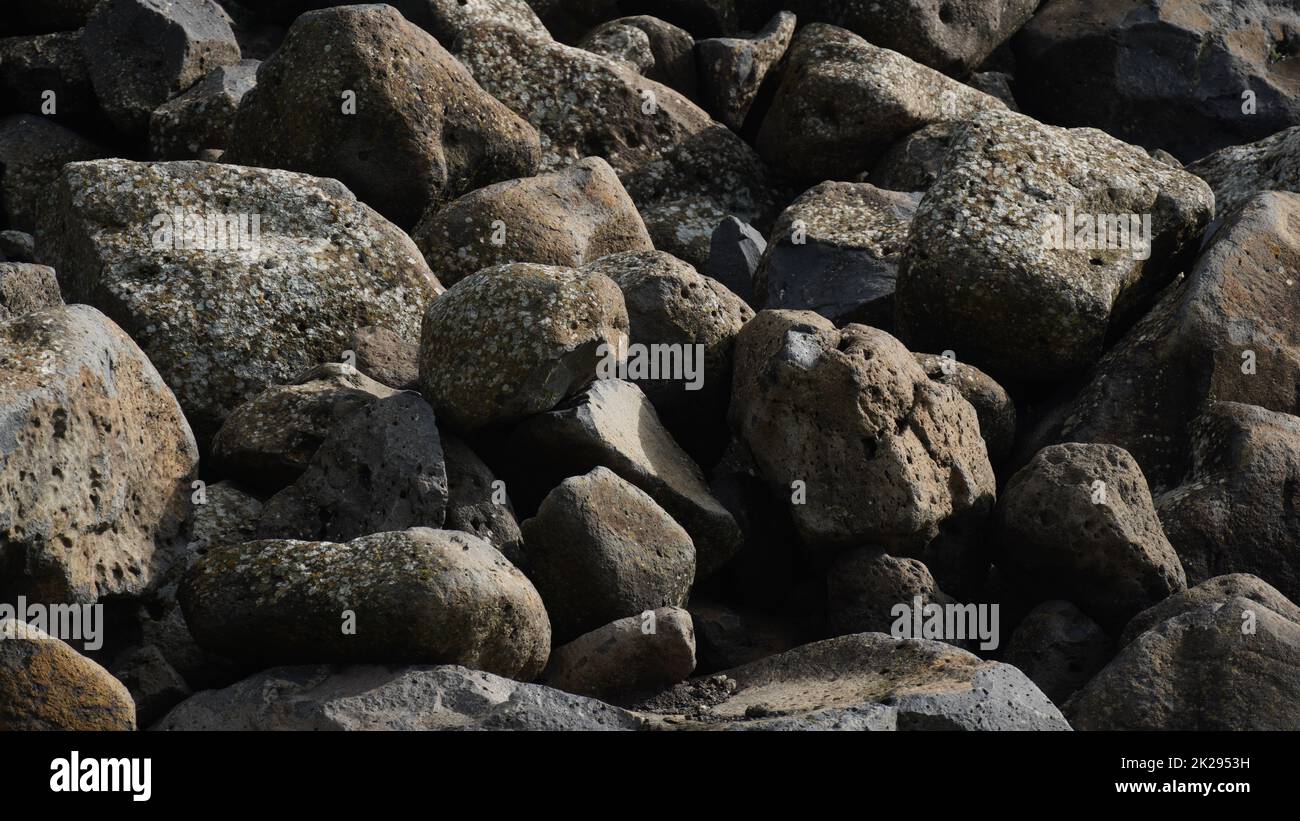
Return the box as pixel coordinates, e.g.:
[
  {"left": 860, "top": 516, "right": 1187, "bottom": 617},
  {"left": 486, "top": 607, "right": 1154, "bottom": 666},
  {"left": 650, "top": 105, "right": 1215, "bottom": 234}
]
[
  {"left": 826, "top": 549, "right": 953, "bottom": 639},
  {"left": 348, "top": 326, "right": 419, "bottom": 391},
  {"left": 867, "top": 121, "right": 957, "bottom": 193},
  {"left": 706, "top": 216, "right": 765, "bottom": 307},
  {"left": 0, "top": 618, "right": 136, "bottom": 730},
  {"left": 579, "top": 16, "right": 698, "bottom": 99},
  {"left": 542, "top": 606, "right": 696, "bottom": 699},
  {"left": 1187, "top": 125, "right": 1300, "bottom": 217},
  {"left": 0, "top": 262, "right": 62, "bottom": 320},
  {"left": 0, "top": 114, "right": 107, "bottom": 234},
  {"left": 1003, "top": 600, "right": 1111, "bottom": 705},
  {"left": 914, "top": 353, "right": 1016, "bottom": 466},
  {"left": 696, "top": 12, "right": 795, "bottom": 130},
  {"left": 422, "top": 0, "right": 549, "bottom": 44},
  {"left": 441, "top": 435, "right": 523, "bottom": 565},
  {"left": 1121, "top": 573, "right": 1300, "bottom": 648},
  {"left": 0, "top": 30, "right": 100, "bottom": 124},
  {"left": 149, "top": 59, "right": 258, "bottom": 159}
]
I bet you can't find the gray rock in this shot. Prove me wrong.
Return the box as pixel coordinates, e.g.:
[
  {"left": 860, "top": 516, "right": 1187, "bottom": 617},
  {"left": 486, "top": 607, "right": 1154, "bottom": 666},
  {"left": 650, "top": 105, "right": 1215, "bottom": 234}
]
[
  {"left": 349, "top": 326, "right": 418, "bottom": 391},
  {"left": 0, "top": 30, "right": 99, "bottom": 124},
  {"left": 580, "top": 16, "right": 698, "bottom": 99},
  {"left": 1188, "top": 125, "right": 1300, "bottom": 218},
  {"left": 697, "top": 12, "right": 795, "bottom": 130},
  {"left": 148, "top": 59, "right": 258, "bottom": 159},
  {"left": 0, "top": 114, "right": 107, "bottom": 233},
  {"left": 0, "top": 618, "right": 136, "bottom": 731},
  {"left": 867, "top": 121, "right": 957, "bottom": 193},
  {"left": 914, "top": 353, "right": 1016, "bottom": 466},
  {"left": 1003, "top": 600, "right": 1110, "bottom": 705},
  {"left": 0, "top": 231, "right": 37, "bottom": 263},
  {"left": 422, "top": 0, "right": 550, "bottom": 44},
  {"left": 442, "top": 435, "right": 523, "bottom": 565},
  {"left": 0, "top": 262, "right": 62, "bottom": 320},
  {"left": 581, "top": 18, "right": 655, "bottom": 74},
  {"left": 1121, "top": 574, "right": 1300, "bottom": 648},
  {"left": 542, "top": 606, "right": 696, "bottom": 699},
  {"left": 706, "top": 216, "right": 765, "bottom": 307},
  {"left": 187, "top": 480, "right": 262, "bottom": 554},
  {"left": 110, "top": 644, "right": 191, "bottom": 728}
]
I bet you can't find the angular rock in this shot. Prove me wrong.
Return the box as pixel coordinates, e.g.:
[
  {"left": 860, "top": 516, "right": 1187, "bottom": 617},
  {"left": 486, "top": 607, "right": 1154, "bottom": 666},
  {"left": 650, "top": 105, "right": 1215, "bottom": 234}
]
[
  {"left": 256, "top": 393, "right": 450, "bottom": 542},
  {"left": 580, "top": 16, "right": 698, "bottom": 99},
  {"left": 706, "top": 215, "right": 765, "bottom": 307},
  {"left": 914, "top": 353, "right": 1016, "bottom": 466},
  {"left": 1187, "top": 125, "right": 1300, "bottom": 218},
  {"left": 581, "top": 19, "right": 655, "bottom": 75},
  {"left": 0, "top": 305, "right": 198, "bottom": 604},
  {"left": 418, "top": 263, "right": 627, "bottom": 431},
  {"left": 348, "top": 326, "right": 418, "bottom": 391},
  {"left": 0, "top": 618, "right": 136, "bottom": 730},
  {"left": 188, "top": 480, "right": 262, "bottom": 554},
  {"left": 180, "top": 528, "right": 550, "bottom": 679},
  {"left": 42, "top": 159, "right": 441, "bottom": 443},
  {"left": 1121, "top": 574, "right": 1300, "bottom": 649},
  {"left": 0, "top": 114, "right": 107, "bottom": 233},
  {"left": 0, "top": 262, "right": 62, "bottom": 320},
  {"left": 442, "top": 435, "right": 523, "bottom": 565},
  {"left": 896, "top": 108, "right": 1215, "bottom": 384},
  {"left": 994, "top": 443, "right": 1187, "bottom": 631},
  {"left": 542, "top": 606, "right": 696, "bottom": 699},
  {"left": 697, "top": 12, "right": 795, "bottom": 130},
  {"left": 755, "top": 181, "right": 920, "bottom": 328},
  {"left": 826, "top": 549, "right": 952, "bottom": 639},
  {"left": 413, "top": 157, "right": 653, "bottom": 287},
  {"left": 148, "top": 59, "right": 258, "bottom": 159},
  {"left": 1003, "top": 600, "right": 1111, "bottom": 705},
  {"left": 521, "top": 467, "right": 696, "bottom": 642},
  {"left": 225, "top": 4, "right": 541, "bottom": 226},
  {"left": 82, "top": 0, "right": 241, "bottom": 136}
]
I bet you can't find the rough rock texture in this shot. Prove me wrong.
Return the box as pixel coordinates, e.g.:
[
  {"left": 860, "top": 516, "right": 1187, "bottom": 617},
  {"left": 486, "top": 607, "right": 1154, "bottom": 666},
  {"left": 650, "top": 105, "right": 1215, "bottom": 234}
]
[
  {"left": 868, "top": 121, "right": 957, "bottom": 193},
  {"left": 1014, "top": 0, "right": 1300, "bottom": 163},
  {"left": 914, "top": 353, "right": 1016, "bottom": 466},
  {"left": 349, "top": 326, "right": 419, "bottom": 391},
  {"left": 41, "top": 159, "right": 441, "bottom": 443},
  {"left": 187, "top": 479, "right": 262, "bottom": 554},
  {"left": 1003, "top": 600, "right": 1111, "bottom": 705},
  {"left": 757, "top": 24, "right": 1006, "bottom": 186},
  {"left": 423, "top": 0, "right": 550, "bottom": 45},
  {"left": 111, "top": 643, "right": 191, "bottom": 727},
  {"left": 0, "top": 232, "right": 37, "bottom": 264},
  {"left": 179, "top": 528, "right": 550, "bottom": 679},
  {"left": 0, "top": 618, "right": 136, "bottom": 731},
  {"left": 994, "top": 444, "right": 1187, "bottom": 631},
  {"left": 896, "top": 108, "right": 1215, "bottom": 385},
  {"left": 755, "top": 182, "right": 920, "bottom": 328},
  {"left": 688, "top": 600, "right": 800, "bottom": 672},
  {"left": 579, "top": 16, "right": 698, "bottom": 99},
  {"left": 225, "top": 4, "right": 542, "bottom": 226},
  {"left": 1121, "top": 573, "right": 1300, "bottom": 648},
  {"left": 508, "top": 379, "right": 743, "bottom": 577},
  {"left": 543, "top": 606, "right": 697, "bottom": 699},
  {"left": 706, "top": 216, "right": 765, "bottom": 307},
  {"left": 0, "top": 305, "right": 198, "bottom": 604},
  {"left": 1188, "top": 125, "right": 1300, "bottom": 217},
  {"left": 0, "top": 114, "right": 108, "bottom": 234},
  {"left": 418, "top": 263, "right": 628, "bottom": 432},
  {"left": 1067, "top": 597, "right": 1300, "bottom": 730},
  {"left": 826, "top": 548, "right": 952, "bottom": 639},
  {"left": 441, "top": 435, "right": 523, "bottom": 565},
  {"left": 149, "top": 59, "right": 258, "bottom": 159},
  {"left": 697, "top": 12, "right": 795, "bottom": 130},
  {"left": 156, "top": 664, "right": 641, "bottom": 730},
  {"left": 256, "top": 393, "right": 450, "bottom": 542},
  {"left": 82, "top": 0, "right": 242, "bottom": 137},
  {"left": 642, "top": 633, "right": 1070, "bottom": 730},
  {"left": 0, "top": 30, "right": 100, "bottom": 125},
  {"left": 521, "top": 468, "right": 696, "bottom": 642},
  {"left": 0, "top": 262, "right": 62, "bottom": 320},
  {"left": 413, "top": 157, "right": 653, "bottom": 287}
]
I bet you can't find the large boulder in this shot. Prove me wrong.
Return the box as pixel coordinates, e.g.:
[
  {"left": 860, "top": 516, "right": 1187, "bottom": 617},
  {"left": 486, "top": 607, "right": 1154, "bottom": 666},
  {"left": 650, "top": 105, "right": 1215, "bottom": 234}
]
[
  {"left": 40, "top": 159, "right": 441, "bottom": 443},
  {"left": 896, "top": 108, "right": 1215, "bottom": 385},
  {"left": 1187, "top": 125, "right": 1300, "bottom": 217},
  {"left": 1121, "top": 574, "right": 1300, "bottom": 648},
  {"left": 825, "top": 548, "right": 952, "bottom": 639},
  {"left": 179, "top": 528, "right": 550, "bottom": 679},
  {"left": 422, "top": 0, "right": 550, "bottom": 44},
  {"left": 542, "top": 606, "right": 697, "bottom": 699},
  {"left": 914, "top": 353, "right": 1016, "bottom": 467},
  {"left": 0, "top": 114, "right": 107, "bottom": 234},
  {"left": 578, "top": 16, "right": 698, "bottom": 100},
  {"left": 149, "top": 59, "right": 259, "bottom": 159},
  {"left": 0, "top": 618, "right": 136, "bottom": 730},
  {"left": 225, "top": 4, "right": 541, "bottom": 226},
  {"left": 417, "top": 263, "right": 628, "bottom": 432},
  {"left": 0, "top": 30, "right": 100, "bottom": 125},
  {"left": 696, "top": 12, "right": 795, "bottom": 130},
  {"left": 0, "top": 306, "right": 198, "bottom": 604}
]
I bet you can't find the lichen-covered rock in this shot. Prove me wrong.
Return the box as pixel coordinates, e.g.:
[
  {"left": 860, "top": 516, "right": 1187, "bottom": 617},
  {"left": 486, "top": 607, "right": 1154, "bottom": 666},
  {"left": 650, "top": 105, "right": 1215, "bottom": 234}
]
[
  {"left": 418, "top": 263, "right": 627, "bottom": 431},
  {"left": 0, "top": 114, "right": 107, "bottom": 233},
  {"left": 994, "top": 444, "right": 1187, "bottom": 631},
  {"left": 521, "top": 467, "right": 696, "bottom": 642},
  {"left": 149, "top": 59, "right": 258, "bottom": 159},
  {"left": 542, "top": 607, "right": 697, "bottom": 699},
  {"left": 225, "top": 4, "right": 541, "bottom": 226},
  {"left": 0, "top": 262, "right": 62, "bottom": 320},
  {"left": 441, "top": 435, "right": 523, "bottom": 565},
  {"left": 1003, "top": 600, "right": 1111, "bottom": 705},
  {"left": 179, "top": 528, "right": 550, "bottom": 679},
  {"left": 1188, "top": 125, "right": 1300, "bottom": 217},
  {"left": 82, "top": 0, "right": 241, "bottom": 137},
  {"left": 41, "top": 159, "right": 441, "bottom": 444},
  {"left": 422, "top": 0, "right": 549, "bottom": 44},
  {"left": 896, "top": 108, "right": 1215, "bottom": 385},
  {"left": 0, "top": 305, "right": 198, "bottom": 604},
  {"left": 755, "top": 181, "right": 920, "bottom": 328},
  {"left": 1121, "top": 574, "right": 1300, "bottom": 648},
  {"left": 579, "top": 16, "right": 698, "bottom": 99},
  {"left": 0, "top": 618, "right": 136, "bottom": 730},
  {"left": 914, "top": 353, "right": 1016, "bottom": 466},
  {"left": 187, "top": 480, "right": 262, "bottom": 554},
  {"left": 413, "top": 157, "right": 653, "bottom": 287},
  {"left": 697, "top": 12, "right": 795, "bottom": 130},
  {"left": 756, "top": 24, "right": 1005, "bottom": 186},
  {"left": 349, "top": 326, "right": 418, "bottom": 391}
]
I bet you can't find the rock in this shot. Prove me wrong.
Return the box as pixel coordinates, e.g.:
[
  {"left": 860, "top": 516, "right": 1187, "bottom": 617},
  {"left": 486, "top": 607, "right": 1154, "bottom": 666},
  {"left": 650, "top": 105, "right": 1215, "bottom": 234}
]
[
  {"left": 896, "top": 108, "right": 1215, "bottom": 385},
  {"left": 418, "top": 263, "right": 627, "bottom": 432},
  {"left": 826, "top": 549, "right": 952, "bottom": 639},
  {"left": 256, "top": 393, "right": 450, "bottom": 542},
  {"left": 1014, "top": 0, "right": 1300, "bottom": 163},
  {"left": 642, "top": 633, "right": 1070, "bottom": 730},
  {"left": 188, "top": 480, "right": 262, "bottom": 554},
  {"left": 967, "top": 71, "right": 1018, "bottom": 110},
  {"left": 0, "top": 114, "right": 107, "bottom": 234},
  {"left": 1023, "top": 191, "right": 1300, "bottom": 490},
  {"left": 706, "top": 216, "right": 765, "bottom": 307},
  {"left": 82, "top": 0, "right": 241, "bottom": 137},
  {"left": 730, "top": 312, "right": 996, "bottom": 590},
  {"left": 155, "top": 664, "right": 640, "bottom": 730},
  {"left": 0, "top": 231, "right": 37, "bottom": 263},
  {"left": 0, "top": 618, "right": 136, "bottom": 730},
  {"left": 1003, "top": 600, "right": 1110, "bottom": 705},
  {"left": 618, "top": 0, "right": 738, "bottom": 38},
  {"left": 211, "top": 364, "right": 396, "bottom": 494},
  {"left": 914, "top": 353, "right": 1016, "bottom": 466},
  {"left": 788, "top": 0, "right": 1038, "bottom": 76},
  {"left": 1157, "top": 402, "right": 1300, "bottom": 605},
  {"left": 687, "top": 600, "right": 800, "bottom": 672},
  {"left": 697, "top": 12, "right": 795, "bottom": 131},
  {"left": 225, "top": 4, "right": 541, "bottom": 226},
  {"left": 110, "top": 644, "right": 191, "bottom": 727},
  {"left": 0, "top": 30, "right": 100, "bottom": 124},
  {"left": 867, "top": 121, "right": 957, "bottom": 193},
  {"left": 42, "top": 159, "right": 441, "bottom": 443},
  {"left": 581, "top": 19, "right": 655, "bottom": 75},
  {"left": 521, "top": 467, "right": 696, "bottom": 642},
  {"left": 148, "top": 59, "right": 258, "bottom": 159},
  {"left": 0, "top": 305, "right": 198, "bottom": 604},
  {"left": 179, "top": 528, "right": 550, "bottom": 679},
  {"left": 0, "top": 0, "right": 99, "bottom": 36},
  {"left": 756, "top": 24, "right": 1005, "bottom": 186},
  {"left": 422, "top": 0, "right": 550, "bottom": 44},
  {"left": 754, "top": 181, "right": 920, "bottom": 328},
  {"left": 994, "top": 443, "right": 1187, "bottom": 631},
  {"left": 0, "top": 262, "right": 62, "bottom": 320},
  {"left": 542, "top": 607, "right": 697, "bottom": 699},
  {"left": 1121, "top": 574, "right": 1300, "bottom": 648},
  {"left": 580, "top": 16, "right": 698, "bottom": 99},
  {"left": 348, "top": 326, "right": 418, "bottom": 391},
  {"left": 412, "top": 157, "right": 653, "bottom": 287},
  {"left": 1187, "top": 125, "right": 1300, "bottom": 217},
  {"left": 508, "top": 379, "right": 743, "bottom": 577},
  {"left": 442, "top": 435, "right": 523, "bottom": 565},
  {"left": 1066, "top": 596, "right": 1300, "bottom": 730}
]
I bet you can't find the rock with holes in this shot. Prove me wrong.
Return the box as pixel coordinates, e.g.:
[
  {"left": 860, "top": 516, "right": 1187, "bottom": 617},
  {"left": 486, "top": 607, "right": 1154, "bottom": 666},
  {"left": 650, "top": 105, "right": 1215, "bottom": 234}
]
[
  {"left": 1003, "top": 600, "right": 1111, "bottom": 705},
  {"left": 994, "top": 443, "right": 1187, "bottom": 632},
  {"left": 0, "top": 263, "right": 62, "bottom": 320},
  {"left": 896, "top": 108, "right": 1214, "bottom": 385},
  {"left": 1121, "top": 573, "right": 1300, "bottom": 648},
  {"left": 441, "top": 435, "right": 523, "bottom": 566},
  {"left": 0, "top": 114, "right": 107, "bottom": 234},
  {"left": 0, "top": 618, "right": 136, "bottom": 730},
  {"left": 756, "top": 24, "right": 1005, "bottom": 186},
  {"left": 697, "top": 12, "right": 795, "bottom": 130},
  {"left": 755, "top": 181, "right": 920, "bottom": 328},
  {"left": 149, "top": 59, "right": 258, "bottom": 159},
  {"left": 225, "top": 4, "right": 541, "bottom": 226},
  {"left": 579, "top": 16, "right": 698, "bottom": 99},
  {"left": 179, "top": 528, "right": 550, "bottom": 679},
  {"left": 349, "top": 326, "right": 419, "bottom": 391},
  {"left": 412, "top": 157, "right": 653, "bottom": 287},
  {"left": 542, "top": 606, "right": 696, "bottom": 699},
  {"left": 1188, "top": 126, "right": 1300, "bottom": 218},
  {"left": 40, "top": 159, "right": 441, "bottom": 444},
  {"left": 0, "top": 305, "right": 198, "bottom": 604},
  {"left": 914, "top": 353, "right": 1016, "bottom": 466}
]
